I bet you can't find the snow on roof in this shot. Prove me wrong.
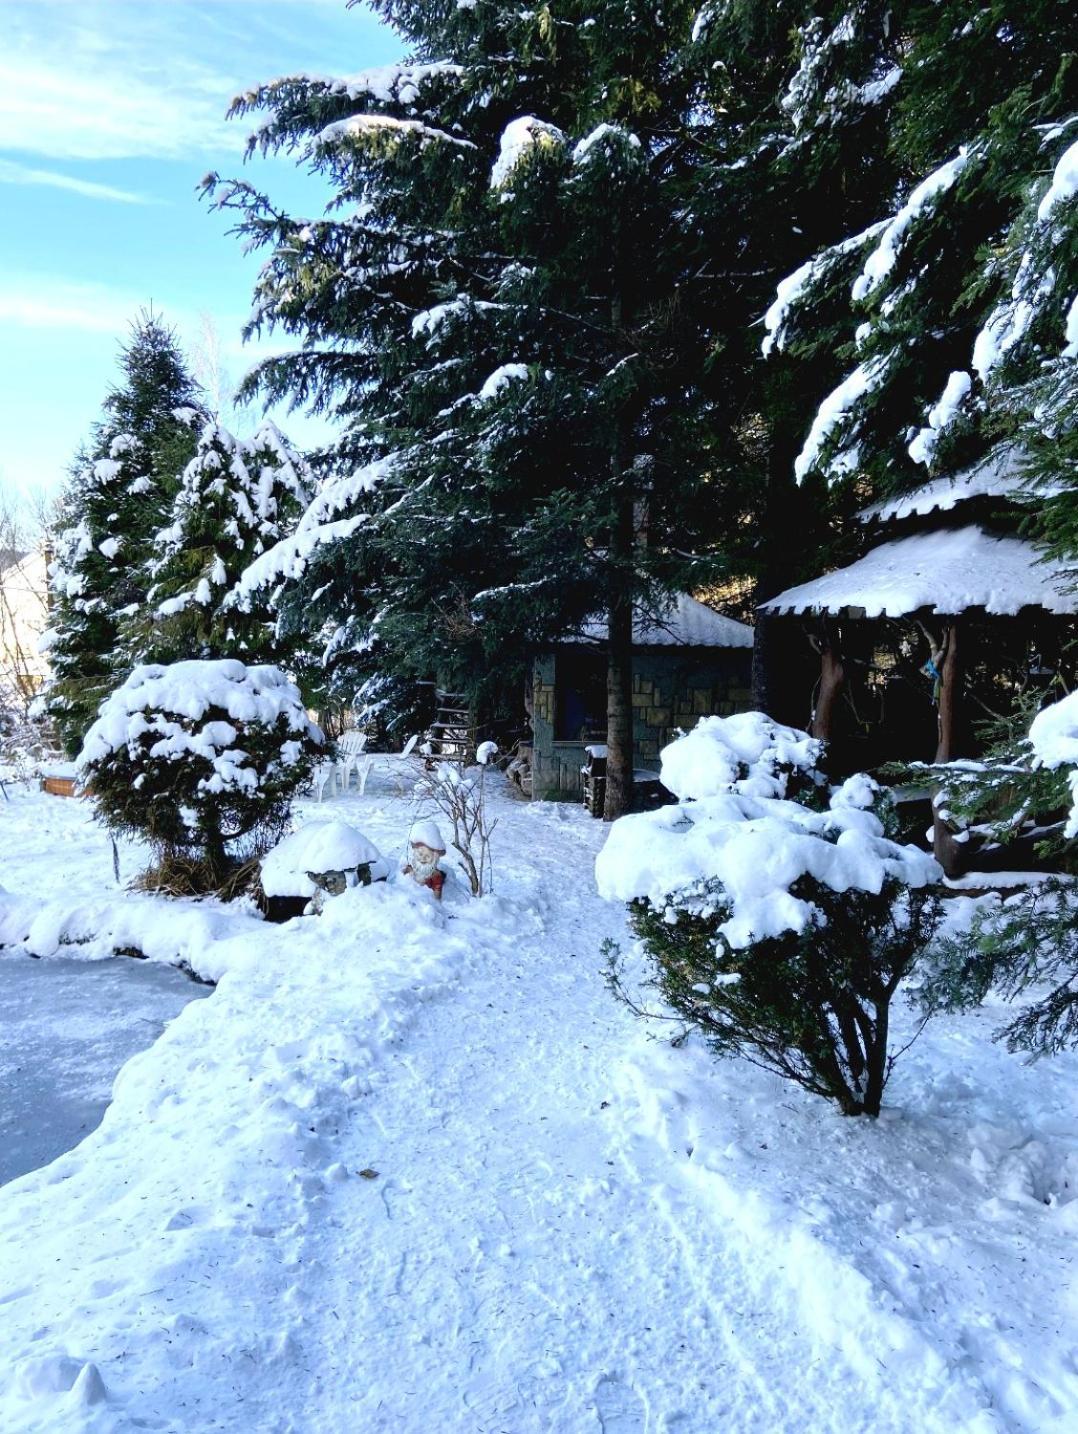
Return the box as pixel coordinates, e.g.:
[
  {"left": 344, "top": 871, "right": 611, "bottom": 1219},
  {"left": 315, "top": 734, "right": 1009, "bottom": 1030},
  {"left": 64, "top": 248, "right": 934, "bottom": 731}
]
[
  {"left": 568, "top": 593, "right": 753, "bottom": 649},
  {"left": 858, "top": 445, "right": 1058, "bottom": 524},
  {"left": 761, "top": 526, "right": 1078, "bottom": 619}
]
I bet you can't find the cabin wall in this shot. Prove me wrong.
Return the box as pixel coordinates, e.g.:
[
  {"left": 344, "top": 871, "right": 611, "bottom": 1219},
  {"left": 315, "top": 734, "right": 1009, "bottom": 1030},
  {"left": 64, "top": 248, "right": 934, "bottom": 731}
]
[{"left": 531, "top": 648, "right": 752, "bottom": 799}]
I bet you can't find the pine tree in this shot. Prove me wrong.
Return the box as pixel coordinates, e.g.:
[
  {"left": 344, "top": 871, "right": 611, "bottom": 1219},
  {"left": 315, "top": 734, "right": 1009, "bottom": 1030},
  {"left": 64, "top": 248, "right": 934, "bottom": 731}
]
[
  {"left": 207, "top": 1, "right": 746, "bottom": 818},
  {"left": 45, "top": 314, "right": 203, "bottom": 753},
  {"left": 138, "top": 419, "right": 312, "bottom": 665}
]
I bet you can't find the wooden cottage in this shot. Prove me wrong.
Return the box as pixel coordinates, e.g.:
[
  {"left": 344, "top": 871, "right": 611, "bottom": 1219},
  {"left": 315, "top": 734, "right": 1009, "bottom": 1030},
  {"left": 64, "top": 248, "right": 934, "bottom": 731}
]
[
  {"left": 761, "top": 447, "right": 1077, "bottom": 773},
  {"left": 527, "top": 593, "right": 753, "bottom": 800}
]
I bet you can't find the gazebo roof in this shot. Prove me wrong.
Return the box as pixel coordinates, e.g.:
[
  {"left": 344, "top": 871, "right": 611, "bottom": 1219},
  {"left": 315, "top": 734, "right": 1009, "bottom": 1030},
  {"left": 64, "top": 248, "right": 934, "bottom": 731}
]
[
  {"left": 569, "top": 592, "right": 754, "bottom": 648},
  {"left": 858, "top": 445, "right": 1045, "bottom": 525},
  {"left": 761, "top": 525, "right": 1078, "bottom": 619}
]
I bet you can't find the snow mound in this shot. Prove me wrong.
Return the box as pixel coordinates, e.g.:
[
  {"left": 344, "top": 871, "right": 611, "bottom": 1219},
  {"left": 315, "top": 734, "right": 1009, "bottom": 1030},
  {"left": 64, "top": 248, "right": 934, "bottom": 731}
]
[
  {"left": 261, "top": 821, "right": 389, "bottom": 898},
  {"left": 1029, "top": 691, "right": 1078, "bottom": 839},
  {"left": 659, "top": 712, "right": 823, "bottom": 801}
]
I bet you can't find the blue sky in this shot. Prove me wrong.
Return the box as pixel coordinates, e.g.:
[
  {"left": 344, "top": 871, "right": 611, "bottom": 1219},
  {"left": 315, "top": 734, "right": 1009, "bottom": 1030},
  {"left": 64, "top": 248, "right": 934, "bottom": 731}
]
[{"left": 0, "top": 0, "right": 401, "bottom": 499}]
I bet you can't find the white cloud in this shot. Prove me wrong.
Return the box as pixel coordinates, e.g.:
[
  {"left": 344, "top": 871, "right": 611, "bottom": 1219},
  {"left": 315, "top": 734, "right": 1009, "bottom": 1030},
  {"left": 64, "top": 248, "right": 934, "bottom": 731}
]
[
  {"left": 0, "top": 157, "right": 161, "bottom": 205},
  {"left": 0, "top": 1, "right": 398, "bottom": 165},
  {"left": 0, "top": 3, "right": 241, "bottom": 161},
  {"left": 0, "top": 275, "right": 155, "bottom": 334}
]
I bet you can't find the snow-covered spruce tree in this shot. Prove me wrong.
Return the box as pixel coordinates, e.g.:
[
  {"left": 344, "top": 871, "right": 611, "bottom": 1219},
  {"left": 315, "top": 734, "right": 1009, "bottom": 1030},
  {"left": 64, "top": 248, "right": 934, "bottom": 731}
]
[
  {"left": 912, "top": 690, "right": 1078, "bottom": 1057},
  {"left": 598, "top": 714, "right": 944, "bottom": 1117},
  {"left": 762, "top": 0, "right": 1078, "bottom": 508},
  {"left": 77, "top": 659, "right": 324, "bottom": 892},
  {"left": 45, "top": 315, "right": 203, "bottom": 753},
  {"left": 136, "top": 419, "right": 313, "bottom": 666},
  {"left": 206, "top": 1, "right": 752, "bottom": 819}
]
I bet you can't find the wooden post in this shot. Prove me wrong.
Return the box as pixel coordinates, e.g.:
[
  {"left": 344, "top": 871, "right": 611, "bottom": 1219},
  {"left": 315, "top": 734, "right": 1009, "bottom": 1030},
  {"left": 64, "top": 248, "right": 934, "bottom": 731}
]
[
  {"left": 932, "top": 618, "right": 965, "bottom": 876},
  {"left": 934, "top": 620, "right": 961, "bottom": 763},
  {"left": 810, "top": 621, "right": 844, "bottom": 742}
]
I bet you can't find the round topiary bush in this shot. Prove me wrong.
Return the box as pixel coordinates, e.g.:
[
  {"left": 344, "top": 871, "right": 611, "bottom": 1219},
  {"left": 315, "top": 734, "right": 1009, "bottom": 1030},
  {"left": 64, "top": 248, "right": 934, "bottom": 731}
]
[{"left": 78, "top": 659, "right": 325, "bottom": 891}]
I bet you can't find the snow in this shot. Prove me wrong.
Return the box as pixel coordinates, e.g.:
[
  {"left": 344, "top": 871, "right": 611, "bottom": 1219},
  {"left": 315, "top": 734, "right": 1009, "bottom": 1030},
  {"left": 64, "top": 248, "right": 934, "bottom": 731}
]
[
  {"left": 1063, "top": 292, "right": 1078, "bottom": 357},
  {"left": 409, "top": 818, "right": 445, "bottom": 852},
  {"left": 658, "top": 711, "right": 823, "bottom": 801},
  {"left": 860, "top": 444, "right": 1034, "bottom": 522},
  {"left": 971, "top": 254, "right": 1056, "bottom": 380},
  {"left": 318, "top": 114, "right": 476, "bottom": 152},
  {"left": 0, "top": 767, "right": 1075, "bottom": 1429},
  {"left": 489, "top": 116, "right": 565, "bottom": 189},
  {"left": 793, "top": 355, "right": 886, "bottom": 481},
  {"left": 326, "top": 61, "right": 463, "bottom": 108},
  {"left": 1036, "top": 135, "right": 1078, "bottom": 223},
  {"left": 761, "top": 525, "right": 1078, "bottom": 618},
  {"left": 596, "top": 719, "right": 938, "bottom": 948},
  {"left": 1028, "top": 691, "right": 1078, "bottom": 839},
  {"left": 77, "top": 660, "right": 321, "bottom": 797},
  {"left": 567, "top": 591, "right": 753, "bottom": 648},
  {"left": 907, "top": 369, "right": 972, "bottom": 466},
  {"left": 229, "top": 455, "right": 395, "bottom": 599},
  {"left": 852, "top": 149, "right": 972, "bottom": 302},
  {"left": 478, "top": 362, "right": 529, "bottom": 400},
  {"left": 571, "top": 123, "right": 640, "bottom": 166},
  {"left": 761, "top": 220, "right": 888, "bottom": 356},
  {"left": 260, "top": 820, "right": 389, "bottom": 898}
]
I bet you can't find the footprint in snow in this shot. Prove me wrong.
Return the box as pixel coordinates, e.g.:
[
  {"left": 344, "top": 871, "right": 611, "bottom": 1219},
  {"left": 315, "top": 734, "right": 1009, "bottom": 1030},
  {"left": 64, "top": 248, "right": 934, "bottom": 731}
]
[{"left": 594, "top": 1373, "right": 646, "bottom": 1432}]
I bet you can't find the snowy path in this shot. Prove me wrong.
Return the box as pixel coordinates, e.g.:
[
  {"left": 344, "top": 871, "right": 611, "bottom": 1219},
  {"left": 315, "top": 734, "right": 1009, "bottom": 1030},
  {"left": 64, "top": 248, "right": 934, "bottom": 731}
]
[
  {"left": 282, "top": 792, "right": 1007, "bottom": 1434},
  {"left": 0, "top": 768, "right": 1074, "bottom": 1431}
]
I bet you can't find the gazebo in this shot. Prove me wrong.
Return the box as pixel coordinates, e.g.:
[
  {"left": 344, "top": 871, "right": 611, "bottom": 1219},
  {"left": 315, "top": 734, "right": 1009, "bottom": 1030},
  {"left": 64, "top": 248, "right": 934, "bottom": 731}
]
[{"left": 761, "top": 447, "right": 1078, "bottom": 772}]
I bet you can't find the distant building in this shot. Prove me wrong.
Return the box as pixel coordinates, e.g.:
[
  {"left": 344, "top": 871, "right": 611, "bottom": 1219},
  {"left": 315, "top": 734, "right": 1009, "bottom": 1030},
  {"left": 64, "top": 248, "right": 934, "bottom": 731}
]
[
  {"left": 0, "top": 548, "right": 50, "bottom": 712},
  {"left": 529, "top": 592, "right": 754, "bottom": 800}
]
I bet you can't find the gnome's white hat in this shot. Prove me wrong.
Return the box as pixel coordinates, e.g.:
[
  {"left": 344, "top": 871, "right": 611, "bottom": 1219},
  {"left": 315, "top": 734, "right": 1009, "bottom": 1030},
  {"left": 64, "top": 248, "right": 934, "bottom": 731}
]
[{"left": 409, "top": 819, "right": 446, "bottom": 853}]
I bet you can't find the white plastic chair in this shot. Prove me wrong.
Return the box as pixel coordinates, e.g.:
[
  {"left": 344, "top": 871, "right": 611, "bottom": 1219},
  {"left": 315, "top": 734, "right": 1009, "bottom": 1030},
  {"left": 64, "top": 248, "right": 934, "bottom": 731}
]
[
  {"left": 312, "top": 760, "right": 339, "bottom": 803},
  {"left": 354, "top": 755, "right": 374, "bottom": 797},
  {"left": 337, "top": 731, "right": 369, "bottom": 791}
]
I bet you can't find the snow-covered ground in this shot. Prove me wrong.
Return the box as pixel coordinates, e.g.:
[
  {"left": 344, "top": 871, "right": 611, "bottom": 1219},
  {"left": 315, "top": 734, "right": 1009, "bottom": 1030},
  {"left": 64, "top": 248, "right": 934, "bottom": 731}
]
[{"left": 0, "top": 764, "right": 1075, "bottom": 1432}]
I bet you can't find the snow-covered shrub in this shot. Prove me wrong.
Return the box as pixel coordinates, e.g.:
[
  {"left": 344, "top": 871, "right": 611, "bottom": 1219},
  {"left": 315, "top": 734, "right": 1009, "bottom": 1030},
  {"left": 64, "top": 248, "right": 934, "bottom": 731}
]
[
  {"left": 598, "top": 714, "right": 943, "bottom": 1117},
  {"left": 78, "top": 659, "right": 324, "bottom": 891}
]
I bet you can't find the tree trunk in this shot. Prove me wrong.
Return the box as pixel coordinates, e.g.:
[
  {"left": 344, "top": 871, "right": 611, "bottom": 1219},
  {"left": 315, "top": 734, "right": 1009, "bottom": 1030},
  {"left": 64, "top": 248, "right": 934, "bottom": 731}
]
[
  {"left": 810, "top": 623, "right": 845, "bottom": 742},
  {"left": 934, "top": 620, "right": 961, "bottom": 763},
  {"left": 604, "top": 504, "right": 635, "bottom": 822},
  {"left": 603, "top": 266, "right": 635, "bottom": 824},
  {"left": 861, "top": 1000, "right": 888, "bottom": 1118}
]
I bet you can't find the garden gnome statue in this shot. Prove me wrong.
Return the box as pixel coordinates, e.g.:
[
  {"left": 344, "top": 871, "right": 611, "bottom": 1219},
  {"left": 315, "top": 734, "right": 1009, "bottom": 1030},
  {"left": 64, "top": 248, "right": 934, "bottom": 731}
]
[{"left": 404, "top": 820, "right": 446, "bottom": 899}]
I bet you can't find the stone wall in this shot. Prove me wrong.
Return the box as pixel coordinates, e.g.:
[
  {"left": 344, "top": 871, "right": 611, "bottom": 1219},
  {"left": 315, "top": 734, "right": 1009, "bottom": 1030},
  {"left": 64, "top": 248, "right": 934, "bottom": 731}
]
[{"left": 531, "top": 647, "right": 753, "bottom": 800}]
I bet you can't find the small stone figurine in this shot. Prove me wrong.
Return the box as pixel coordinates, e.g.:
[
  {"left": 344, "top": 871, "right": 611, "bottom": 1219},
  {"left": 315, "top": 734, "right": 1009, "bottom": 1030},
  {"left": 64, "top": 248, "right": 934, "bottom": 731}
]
[{"left": 403, "top": 820, "right": 447, "bottom": 900}]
